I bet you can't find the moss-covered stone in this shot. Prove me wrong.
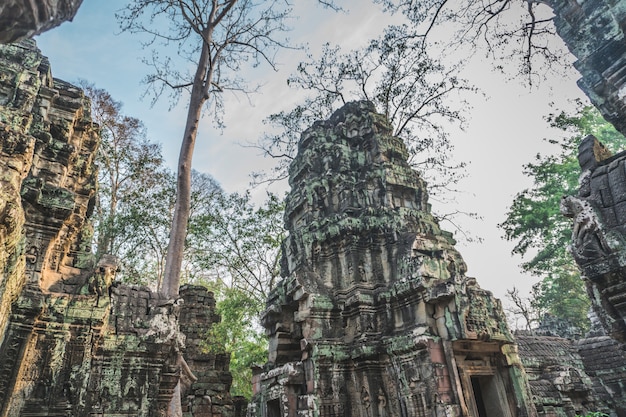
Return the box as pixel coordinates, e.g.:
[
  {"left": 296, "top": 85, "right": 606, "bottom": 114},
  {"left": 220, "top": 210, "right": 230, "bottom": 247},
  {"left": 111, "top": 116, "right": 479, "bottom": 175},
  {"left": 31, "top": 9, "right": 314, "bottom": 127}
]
[{"left": 251, "top": 101, "right": 535, "bottom": 417}]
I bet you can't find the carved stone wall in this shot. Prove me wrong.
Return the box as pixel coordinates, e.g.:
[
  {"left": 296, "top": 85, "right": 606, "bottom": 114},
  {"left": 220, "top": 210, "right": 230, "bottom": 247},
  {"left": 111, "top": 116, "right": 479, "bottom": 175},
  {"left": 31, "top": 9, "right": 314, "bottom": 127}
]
[
  {"left": 1, "top": 281, "right": 240, "bottom": 417},
  {"left": 249, "top": 101, "right": 536, "bottom": 417},
  {"left": 0, "top": 40, "right": 237, "bottom": 417},
  {"left": 548, "top": 0, "right": 626, "bottom": 137},
  {"left": 561, "top": 135, "right": 626, "bottom": 342},
  {"left": 557, "top": 133, "right": 626, "bottom": 415},
  {"left": 0, "top": 0, "right": 84, "bottom": 44},
  {"left": 4, "top": 282, "right": 176, "bottom": 416},
  {"left": 517, "top": 334, "right": 608, "bottom": 417},
  {"left": 0, "top": 37, "right": 98, "bottom": 356}
]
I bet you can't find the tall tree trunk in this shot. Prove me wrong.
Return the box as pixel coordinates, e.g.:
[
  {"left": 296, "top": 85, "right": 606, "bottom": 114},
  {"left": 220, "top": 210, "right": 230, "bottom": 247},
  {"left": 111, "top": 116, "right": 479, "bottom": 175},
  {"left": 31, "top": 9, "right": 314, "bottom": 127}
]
[{"left": 160, "top": 37, "right": 211, "bottom": 298}]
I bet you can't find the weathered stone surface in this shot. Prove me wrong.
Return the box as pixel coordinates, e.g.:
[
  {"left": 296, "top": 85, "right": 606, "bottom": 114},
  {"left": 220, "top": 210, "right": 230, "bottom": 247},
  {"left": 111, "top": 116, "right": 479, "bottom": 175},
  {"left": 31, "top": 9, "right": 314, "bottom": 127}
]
[
  {"left": 0, "top": 40, "right": 237, "bottom": 417},
  {"left": 0, "top": 0, "right": 84, "bottom": 44},
  {"left": 0, "top": 275, "right": 237, "bottom": 417},
  {"left": 576, "top": 335, "right": 626, "bottom": 416},
  {"left": 0, "top": 38, "right": 98, "bottom": 367},
  {"left": 249, "top": 101, "right": 536, "bottom": 417},
  {"left": 180, "top": 285, "right": 239, "bottom": 417},
  {"left": 517, "top": 334, "right": 609, "bottom": 417},
  {"left": 514, "top": 313, "right": 626, "bottom": 417},
  {"left": 561, "top": 135, "right": 626, "bottom": 342},
  {"left": 557, "top": 133, "right": 626, "bottom": 415},
  {"left": 548, "top": 0, "right": 626, "bottom": 137},
  {"left": 5, "top": 282, "right": 176, "bottom": 416}
]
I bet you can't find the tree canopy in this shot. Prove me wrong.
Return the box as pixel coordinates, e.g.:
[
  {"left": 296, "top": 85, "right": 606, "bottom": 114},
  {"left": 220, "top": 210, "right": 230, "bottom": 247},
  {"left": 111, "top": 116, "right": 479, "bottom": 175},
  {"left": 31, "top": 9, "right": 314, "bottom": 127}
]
[
  {"left": 117, "top": 0, "right": 293, "bottom": 298},
  {"left": 500, "top": 104, "right": 626, "bottom": 332}
]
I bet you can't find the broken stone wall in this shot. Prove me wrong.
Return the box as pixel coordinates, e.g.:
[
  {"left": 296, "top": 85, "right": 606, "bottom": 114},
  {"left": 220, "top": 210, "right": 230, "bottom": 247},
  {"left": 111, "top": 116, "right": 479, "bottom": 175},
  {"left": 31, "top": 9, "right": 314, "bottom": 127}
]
[
  {"left": 4, "top": 282, "right": 177, "bottom": 416},
  {"left": 180, "top": 285, "right": 240, "bottom": 417},
  {"left": 1, "top": 281, "right": 237, "bottom": 417},
  {"left": 0, "top": 40, "right": 237, "bottom": 417},
  {"left": 517, "top": 334, "right": 609, "bottom": 417},
  {"left": 576, "top": 336, "right": 626, "bottom": 416}
]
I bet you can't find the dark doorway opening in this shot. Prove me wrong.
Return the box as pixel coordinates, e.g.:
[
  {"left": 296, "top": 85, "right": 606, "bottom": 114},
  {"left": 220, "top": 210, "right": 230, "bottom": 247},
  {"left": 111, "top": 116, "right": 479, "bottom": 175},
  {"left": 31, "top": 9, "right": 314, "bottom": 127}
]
[
  {"left": 470, "top": 375, "right": 509, "bottom": 417},
  {"left": 471, "top": 377, "right": 488, "bottom": 417},
  {"left": 267, "top": 399, "right": 281, "bottom": 417}
]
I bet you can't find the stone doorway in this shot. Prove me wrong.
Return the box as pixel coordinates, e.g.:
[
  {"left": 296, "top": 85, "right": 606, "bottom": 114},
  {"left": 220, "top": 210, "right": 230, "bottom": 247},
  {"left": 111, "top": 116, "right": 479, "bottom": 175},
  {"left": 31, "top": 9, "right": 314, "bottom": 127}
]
[
  {"left": 470, "top": 375, "right": 511, "bottom": 417},
  {"left": 453, "top": 341, "right": 515, "bottom": 417},
  {"left": 461, "top": 372, "right": 513, "bottom": 417},
  {"left": 267, "top": 399, "right": 281, "bottom": 417}
]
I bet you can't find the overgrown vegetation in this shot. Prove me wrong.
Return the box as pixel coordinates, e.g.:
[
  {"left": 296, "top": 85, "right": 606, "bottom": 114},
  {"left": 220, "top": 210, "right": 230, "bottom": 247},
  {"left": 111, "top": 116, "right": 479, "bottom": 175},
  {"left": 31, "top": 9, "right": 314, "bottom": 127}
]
[
  {"left": 77, "top": 0, "right": 622, "bottom": 403},
  {"left": 501, "top": 104, "right": 626, "bottom": 332},
  {"left": 85, "top": 85, "right": 281, "bottom": 399}
]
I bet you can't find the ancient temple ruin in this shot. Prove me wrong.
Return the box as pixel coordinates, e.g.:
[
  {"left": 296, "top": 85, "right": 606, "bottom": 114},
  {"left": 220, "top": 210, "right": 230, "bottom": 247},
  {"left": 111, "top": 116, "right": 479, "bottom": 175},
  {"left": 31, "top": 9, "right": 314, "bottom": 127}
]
[
  {"left": 561, "top": 134, "right": 626, "bottom": 343},
  {"left": 1, "top": 0, "right": 626, "bottom": 415},
  {"left": 249, "top": 101, "right": 536, "bottom": 417},
  {"left": 548, "top": 0, "right": 626, "bottom": 137},
  {"left": 516, "top": 325, "right": 626, "bottom": 416},
  {"left": 0, "top": 0, "right": 83, "bottom": 44},
  {"left": 0, "top": 40, "right": 239, "bottom": 417}
]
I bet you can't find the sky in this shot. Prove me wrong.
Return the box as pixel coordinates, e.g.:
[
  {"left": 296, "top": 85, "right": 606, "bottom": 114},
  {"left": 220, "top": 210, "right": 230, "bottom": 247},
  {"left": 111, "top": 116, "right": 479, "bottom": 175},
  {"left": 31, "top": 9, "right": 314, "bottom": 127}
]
[{"left": 35, "top": 0, "right": 587, "bottom": 314}]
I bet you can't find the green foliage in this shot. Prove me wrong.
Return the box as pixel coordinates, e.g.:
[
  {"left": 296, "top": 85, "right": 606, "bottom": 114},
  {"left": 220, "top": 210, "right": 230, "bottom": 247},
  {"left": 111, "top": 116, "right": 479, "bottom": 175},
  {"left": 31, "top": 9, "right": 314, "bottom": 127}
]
[
  {"left": 189, "top": 192, "right": 284, "bottom": 398},
  {"left": 186, "top": 191, "right": 285, "bottom": 304},
  {"left": 575, "top": 413, "right": 609, "bottom": 417},
  {"left": 202, "top": 283, "right": 267, "bottom": 400},
  {"left": 501, "top": 104, "right": 626, "bottom": 332},
  {"left": 83, "top": 84, "right": 175, "bottom": 285}
]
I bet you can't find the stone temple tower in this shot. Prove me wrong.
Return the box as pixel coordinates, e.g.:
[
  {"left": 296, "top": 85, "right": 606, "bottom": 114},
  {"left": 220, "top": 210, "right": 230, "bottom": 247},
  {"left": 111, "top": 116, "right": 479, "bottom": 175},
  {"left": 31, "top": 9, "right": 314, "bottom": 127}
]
[{"left": 249, "top": 101, "right": 536, "bottom": 417}]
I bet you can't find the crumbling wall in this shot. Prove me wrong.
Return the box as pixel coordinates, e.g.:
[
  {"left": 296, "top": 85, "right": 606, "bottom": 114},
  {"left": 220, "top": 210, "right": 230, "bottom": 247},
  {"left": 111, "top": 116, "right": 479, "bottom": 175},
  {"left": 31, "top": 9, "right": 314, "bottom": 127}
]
[
  {"left": 180, "top": 285, "right": 239, "bottom": 417},
  {"left": 0, "top": 40, "right": 237, "bottom": 417},
  {"left": 576, "top": 336, "right": 626, "bottom": 416},
  {"left": 517, "top": 334, "right": 608, "bottom": 417},
  {"left": 250, "top": 101, "right": 536, "bottom": 417},
  {"left": 4, "top": 282, "right": 179, "bottom": 416}
]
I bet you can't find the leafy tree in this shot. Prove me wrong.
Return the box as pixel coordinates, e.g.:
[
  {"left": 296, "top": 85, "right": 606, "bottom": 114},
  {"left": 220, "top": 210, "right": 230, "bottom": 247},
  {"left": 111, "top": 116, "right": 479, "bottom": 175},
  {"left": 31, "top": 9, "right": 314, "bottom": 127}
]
[
  {"left": 202, "top": 284, "right": 267, "bottom": 399},
  {"left": 81, "top": 84, "right": 225, "bottom": 287},
  {"left": 82, "top": 84, "right": 173, "bottom": 281},
  {"left": 258, "top": 24, "right": 474, "bottom": 201},
  {"left": 112, "top": 169, "right": 175, "bottom": 286},
  {"left": 189, "top": 192, "right": 284, "bottom": 399},
  {"left": 114, "top": 169, "right": 222, "bottom": 287},
  {"left": 187, "top": 191, "right": 284, "bottom": 305},
  {"left": 83, "top": 82, "right": 281, "bottom": 403},
  {"left": 83, "top": 84, "right": 161, "bottom": 256},
  {"left": 500, "top": 104, "right": 626, "bottom": 332},
  {"left": 117, "top": 0, "right": 294, "bottom": 299}
]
